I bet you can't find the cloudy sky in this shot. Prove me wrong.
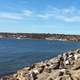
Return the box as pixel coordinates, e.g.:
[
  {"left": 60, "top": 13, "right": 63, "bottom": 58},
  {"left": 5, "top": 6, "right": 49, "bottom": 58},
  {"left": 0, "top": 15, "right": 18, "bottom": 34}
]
[{"left": 0, "top": 0, "right": 80, "bottom": 34}]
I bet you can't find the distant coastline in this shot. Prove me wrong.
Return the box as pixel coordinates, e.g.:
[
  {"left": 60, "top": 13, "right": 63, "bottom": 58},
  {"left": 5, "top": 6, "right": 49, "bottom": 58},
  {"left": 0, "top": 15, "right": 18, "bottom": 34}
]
[{"left": 0, "top": 32, "right": 80, "bottom": 41}]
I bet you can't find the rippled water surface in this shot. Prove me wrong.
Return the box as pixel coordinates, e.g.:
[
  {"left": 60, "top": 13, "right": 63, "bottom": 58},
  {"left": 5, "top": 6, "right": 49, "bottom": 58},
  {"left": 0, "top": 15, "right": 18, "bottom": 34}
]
[{"left": 0, "top": 39, "right": 80, "bottom": 76}]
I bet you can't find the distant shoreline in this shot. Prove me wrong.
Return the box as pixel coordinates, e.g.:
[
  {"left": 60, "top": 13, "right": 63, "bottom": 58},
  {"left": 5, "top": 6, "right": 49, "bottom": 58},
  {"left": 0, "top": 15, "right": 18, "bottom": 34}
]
[
  {"left": 0, "top": 37, "right": 79, "bottom": 42},
  {"left": 0, "top": 33, "right": 80, "bottom": 41}
]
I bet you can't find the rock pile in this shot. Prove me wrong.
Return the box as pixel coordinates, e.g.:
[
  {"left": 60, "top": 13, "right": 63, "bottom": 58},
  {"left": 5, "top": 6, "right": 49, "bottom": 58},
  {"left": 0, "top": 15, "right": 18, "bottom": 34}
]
[{"left": 1, "top": 49, "right": 80, "bottom": 80}]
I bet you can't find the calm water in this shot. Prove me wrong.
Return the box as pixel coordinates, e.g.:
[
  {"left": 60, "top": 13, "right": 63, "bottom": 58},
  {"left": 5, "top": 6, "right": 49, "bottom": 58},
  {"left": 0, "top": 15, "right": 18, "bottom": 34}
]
[{"left": 0, "top": 39, "right": 80, "bottom": 76}]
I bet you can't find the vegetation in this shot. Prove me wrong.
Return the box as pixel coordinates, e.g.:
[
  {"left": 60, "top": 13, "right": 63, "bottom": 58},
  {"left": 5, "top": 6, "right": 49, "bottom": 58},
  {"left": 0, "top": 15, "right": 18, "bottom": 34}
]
[{"left": 0, "top": 32, "right": 80, "bottom": 41}]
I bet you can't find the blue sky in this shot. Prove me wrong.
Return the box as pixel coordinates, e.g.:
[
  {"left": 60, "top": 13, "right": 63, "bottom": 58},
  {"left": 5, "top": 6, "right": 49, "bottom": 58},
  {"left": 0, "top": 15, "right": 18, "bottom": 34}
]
[{"left": 0, "top": 0, "right": 80, "bottom": 34}]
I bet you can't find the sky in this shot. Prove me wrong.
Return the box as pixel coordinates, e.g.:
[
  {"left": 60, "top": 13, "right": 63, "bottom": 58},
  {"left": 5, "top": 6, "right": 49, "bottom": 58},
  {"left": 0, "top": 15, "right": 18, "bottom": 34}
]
[{"left": 0, "top": 0, "right": 80, "bottom": 34}]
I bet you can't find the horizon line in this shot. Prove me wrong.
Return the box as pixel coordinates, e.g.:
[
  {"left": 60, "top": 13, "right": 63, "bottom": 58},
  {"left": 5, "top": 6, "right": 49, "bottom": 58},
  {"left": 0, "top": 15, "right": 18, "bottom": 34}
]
[{"left": 0, "top": 32, "right": 80, "bottom": 36}]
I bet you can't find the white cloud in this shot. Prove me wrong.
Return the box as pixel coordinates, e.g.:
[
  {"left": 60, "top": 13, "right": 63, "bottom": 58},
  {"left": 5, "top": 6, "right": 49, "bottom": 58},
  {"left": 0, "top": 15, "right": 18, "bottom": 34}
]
[
  {"left": 1, "top": 7, "right": 80, "bottom": 22},
  {"left": 23, "top": 10, "right": 32, "bottom": 16},
  {"left": 37, "top": 14, "right": 49, "bottom": 20},
  {"left": 0, "top": 9, "right": 33, "bottom": 20},
  {"left": 37, "top": 7, "right": 80, "bottom": 22},
  {"left": 50, "top": 7, "right": 80, "bottom": 22},
  {"left": 0, "top": 12, "right": 22, "bottom": 20},
  {"left": 55, "top": 15, "right": 80, "bottom": 22}
]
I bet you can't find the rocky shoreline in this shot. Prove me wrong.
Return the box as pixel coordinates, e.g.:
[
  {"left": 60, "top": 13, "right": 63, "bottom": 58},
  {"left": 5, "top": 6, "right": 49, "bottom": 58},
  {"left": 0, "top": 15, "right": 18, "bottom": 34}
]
[{"left": 1, "top": 49, "right": 80, "bottom": 80}]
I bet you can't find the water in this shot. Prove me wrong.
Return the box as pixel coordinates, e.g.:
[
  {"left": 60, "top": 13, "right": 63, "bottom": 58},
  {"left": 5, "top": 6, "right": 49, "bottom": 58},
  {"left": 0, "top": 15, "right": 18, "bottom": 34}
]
[{"left": 0, "top": 39, "right": 80, "bottom": 76}]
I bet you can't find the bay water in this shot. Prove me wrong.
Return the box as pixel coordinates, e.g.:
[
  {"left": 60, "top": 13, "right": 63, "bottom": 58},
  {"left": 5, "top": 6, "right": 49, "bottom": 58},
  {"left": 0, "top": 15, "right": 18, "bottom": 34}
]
[{"left": 0, "top": 39, "right": 80, "bottom": 76}]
